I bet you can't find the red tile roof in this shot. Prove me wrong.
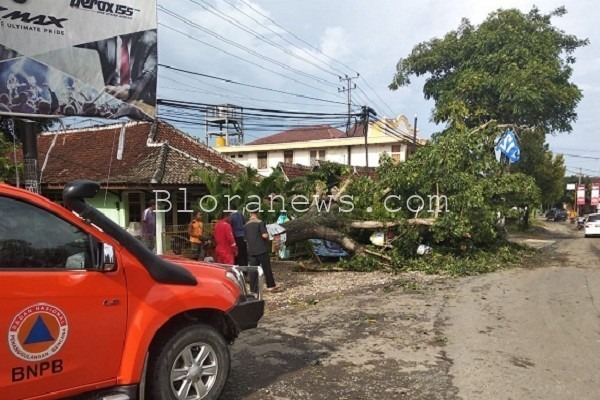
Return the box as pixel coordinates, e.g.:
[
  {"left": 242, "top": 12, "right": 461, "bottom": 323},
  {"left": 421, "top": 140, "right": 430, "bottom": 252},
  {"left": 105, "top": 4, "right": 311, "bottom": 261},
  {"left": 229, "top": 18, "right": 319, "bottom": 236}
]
[
  {"left": 248, "top": 125, "right": 347, "bottom": 145},
  {"left": 277, "top": 162, "right": 378, "bottom": 181},
  {"left": 346, "top": 123, "right": 366, "bottom": 137},
  {"left": 347, "top": 165, "right": 378, "bottom": 180},
  {"left": 277, "top": 162, "right": 313, "bottom": 180},
  {"left": 30, "top": 120, "right": 244, "bottom": 188}
]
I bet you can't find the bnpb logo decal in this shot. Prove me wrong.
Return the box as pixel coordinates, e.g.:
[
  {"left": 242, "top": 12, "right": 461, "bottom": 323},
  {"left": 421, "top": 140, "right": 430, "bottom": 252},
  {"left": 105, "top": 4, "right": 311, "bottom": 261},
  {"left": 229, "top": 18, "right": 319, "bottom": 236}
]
[{"left": 8, "top": 304, "right": 68, "bottom": 361}]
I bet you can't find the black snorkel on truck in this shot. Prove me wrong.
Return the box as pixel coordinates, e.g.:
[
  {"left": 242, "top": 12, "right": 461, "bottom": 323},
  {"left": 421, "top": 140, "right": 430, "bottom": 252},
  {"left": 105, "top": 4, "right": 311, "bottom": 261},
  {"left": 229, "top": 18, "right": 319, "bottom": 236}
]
[{"left": 62, "top": 179, "right": 197, "bottom": 286}]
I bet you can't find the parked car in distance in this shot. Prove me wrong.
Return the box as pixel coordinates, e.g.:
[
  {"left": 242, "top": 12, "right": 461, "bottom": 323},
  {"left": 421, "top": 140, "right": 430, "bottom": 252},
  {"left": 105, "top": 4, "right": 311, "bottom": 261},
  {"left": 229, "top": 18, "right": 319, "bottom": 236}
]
[
  {"left": 545, "top": 208, "right": 567, "bottom": 221},
  {"left": 585, "top": 213, "right": 600, "bottom": 238},
  {"left": 554, "top": 209, "right": 568, "bottom": 221}
]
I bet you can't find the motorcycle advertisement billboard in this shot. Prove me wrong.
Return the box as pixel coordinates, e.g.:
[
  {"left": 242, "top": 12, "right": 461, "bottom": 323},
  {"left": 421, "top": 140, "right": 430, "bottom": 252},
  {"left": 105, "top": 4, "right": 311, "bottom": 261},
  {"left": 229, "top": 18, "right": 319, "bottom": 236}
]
[{"left": 0, "top": 0, "right": 157, "bottom": 120}]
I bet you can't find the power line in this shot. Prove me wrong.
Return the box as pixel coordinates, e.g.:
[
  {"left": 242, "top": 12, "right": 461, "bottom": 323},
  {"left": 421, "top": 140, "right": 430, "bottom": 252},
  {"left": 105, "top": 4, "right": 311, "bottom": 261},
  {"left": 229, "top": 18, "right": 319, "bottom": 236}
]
[
  {"left": 551, "top": 145, "right": 600, "bottom": 152},
  {"left": 338, "top": 74, "right": 359, "bottom": 135},
  {"left": 233, "top": 0, "right": 400, "bottom": 121},
  {"left": 237, "top": 0, "right": 359, "bottom": 75},
  {"left": 158, "top": 64, "right": 348, "bottom": 105},
  {"left": 356, "top": 85, "right": 392, "bottom": 119},
  {"left": 161, "top": 70, "right": 345, "bottom": 110},
  {"left": 157, "top": 21, "right": 341, "bottom": 98},
  {"left": 159, "top": 1, "right": 400, "bottom": 132},
  {"left": 566, "top": 165, "right": 599, "bottom": 174},
  {"left": 159, "top": 98, "right": 355, "bottom": 116},
  {"left": 192, "top": 0, "right": 342, "bottom": 79},
  {"left": 158, "top": 5, "right": 339, "bottom": 88},
  {"left": 159, "top": 83, "right": 343, "bottom": 109},
  {"left": 218, "top": 0, "right": 349, "bottom": 78},
  {"left": 558, "top": 153, "right": 600, "bottom": 160},
  {"left": 360, "top": 77, "right": 396, "bottom": 117}
]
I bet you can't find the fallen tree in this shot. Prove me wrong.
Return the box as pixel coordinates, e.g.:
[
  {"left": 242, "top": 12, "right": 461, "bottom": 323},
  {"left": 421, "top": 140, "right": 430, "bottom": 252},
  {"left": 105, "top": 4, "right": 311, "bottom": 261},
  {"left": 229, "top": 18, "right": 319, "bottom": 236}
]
[{"left": 193, "top": 121, "right": 540, "bottom": 262}]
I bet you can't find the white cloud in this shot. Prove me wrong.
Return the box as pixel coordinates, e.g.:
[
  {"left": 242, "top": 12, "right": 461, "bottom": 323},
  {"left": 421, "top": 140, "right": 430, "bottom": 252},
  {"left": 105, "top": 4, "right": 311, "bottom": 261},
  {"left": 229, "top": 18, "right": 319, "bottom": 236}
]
[
  {"left": 320, "top": 27, "right": 351, "bottom": 60},
  {"left": 156, "top": 0, "right": 600, "bottom": 162}
]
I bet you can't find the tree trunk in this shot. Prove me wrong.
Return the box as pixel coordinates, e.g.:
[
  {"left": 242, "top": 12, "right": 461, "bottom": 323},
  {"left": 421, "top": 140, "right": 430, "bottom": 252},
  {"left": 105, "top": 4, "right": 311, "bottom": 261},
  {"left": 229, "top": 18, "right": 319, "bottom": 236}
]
[
  {"left": 347, "top": 218, "right": 434, "bottom": 229},
  {"left": 283, "top": 212, "right": 408, "bottom": 262},
  {"left": 523, "top": 207, "right": 530, "bottom": 229},
  {"left": 284, "top": 214, "right": 365, "bottom": 254}
]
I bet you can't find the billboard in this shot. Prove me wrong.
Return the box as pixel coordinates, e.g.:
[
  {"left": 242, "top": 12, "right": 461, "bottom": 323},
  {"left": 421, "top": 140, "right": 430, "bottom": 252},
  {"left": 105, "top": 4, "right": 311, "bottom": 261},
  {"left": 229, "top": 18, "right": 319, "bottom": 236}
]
[
  {"left": 0, "top": 0, "right": 157, "bottom": 120},
  {"left": 591, "top": 183, "right": 599, "bottom": 207},
  {"left": 577, "top": 184, "right": 586, "bottom": 206}
]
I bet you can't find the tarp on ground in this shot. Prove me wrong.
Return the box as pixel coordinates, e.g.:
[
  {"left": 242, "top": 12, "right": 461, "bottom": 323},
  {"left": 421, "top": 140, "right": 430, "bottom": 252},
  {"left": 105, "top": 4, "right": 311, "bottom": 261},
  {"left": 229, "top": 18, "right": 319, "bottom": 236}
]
[{"left": 309, "top": 239, "right": 349, "bottom": 258}]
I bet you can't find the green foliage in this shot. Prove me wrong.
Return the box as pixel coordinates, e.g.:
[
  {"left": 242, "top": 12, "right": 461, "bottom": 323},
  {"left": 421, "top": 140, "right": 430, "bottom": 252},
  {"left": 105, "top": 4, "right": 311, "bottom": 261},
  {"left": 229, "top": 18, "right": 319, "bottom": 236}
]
[
  {"left": 195, "top": 135, "right": 539, "bottom": 268},
  {"left": 337, "top": 253, "right": 383, "bottom": 272},
  {"left": 509, "top": 129, "right": 566, "bottom": 206},
  {"left": 369, "top": 123, "right": 540, "bottom": 248},
  {"left": 304, "top": 161, "right": 350, "bottom": 189},
  {"left": 390, "top": 7, "right": 587, "bottom": 134},
  {"left": 0, "top": 117, "right": 58, "bottom": 143},
  {"left": 0, "top": 117, "right": 55, "bottom": 184},
  {"left": 190, "top": 165, "right": 309, "bottom": 222},
  {"left": 401, "top": 243, "right": 532, "bottom": 276},
  {"left": 338, "top": 243, "right": 532, "bottom": 276},
  {"left": 0, "top": 134, "right": 18, "bottom": 183}
]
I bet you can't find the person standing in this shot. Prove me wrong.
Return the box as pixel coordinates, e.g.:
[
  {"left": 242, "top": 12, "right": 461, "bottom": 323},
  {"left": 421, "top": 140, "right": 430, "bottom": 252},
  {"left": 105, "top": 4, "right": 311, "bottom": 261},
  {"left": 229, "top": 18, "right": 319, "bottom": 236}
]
[
  {"left": 230, "top": 211, "right": 247, "bottom": 266},
  {"left": 141, "top": 199, "right": 156, "bottom": 251},
  {"left": 213, "top": 212, "right": 238, "bottom": 264},
  {"left": 245, "top": 211, "right": 281, "bottom": 293},
  {"left": 188, "top": 212, "right": 204, "bottom": 261}
]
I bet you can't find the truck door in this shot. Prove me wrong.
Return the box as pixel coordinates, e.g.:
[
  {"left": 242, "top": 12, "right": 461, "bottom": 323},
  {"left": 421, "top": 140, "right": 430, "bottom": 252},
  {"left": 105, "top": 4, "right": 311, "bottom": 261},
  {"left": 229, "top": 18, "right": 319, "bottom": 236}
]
[{"left": 0, "top": 195, "right": 128, "bottom": 399}]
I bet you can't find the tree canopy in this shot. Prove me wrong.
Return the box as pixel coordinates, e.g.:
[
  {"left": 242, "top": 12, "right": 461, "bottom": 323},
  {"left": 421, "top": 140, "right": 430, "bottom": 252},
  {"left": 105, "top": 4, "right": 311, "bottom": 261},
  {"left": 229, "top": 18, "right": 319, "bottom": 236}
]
[
  {"left": 389, "top": 7, "right": 588, "bottom": 134},
  {"left": 509, "top": 129, "right": 566, "bottom": 206},
  {"left": 371, "top": 122, "right": 540, "bottom": 247},
  {"left": 0, "top": 134, "right": 16, "bottom": 183}
]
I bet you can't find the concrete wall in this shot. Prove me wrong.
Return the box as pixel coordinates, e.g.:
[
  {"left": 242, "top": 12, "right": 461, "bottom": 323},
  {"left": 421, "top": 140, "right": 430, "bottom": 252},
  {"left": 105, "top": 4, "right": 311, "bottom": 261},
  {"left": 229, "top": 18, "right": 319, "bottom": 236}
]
[{"left": 229, "top": 143, "right": 408, "bottom": 176}]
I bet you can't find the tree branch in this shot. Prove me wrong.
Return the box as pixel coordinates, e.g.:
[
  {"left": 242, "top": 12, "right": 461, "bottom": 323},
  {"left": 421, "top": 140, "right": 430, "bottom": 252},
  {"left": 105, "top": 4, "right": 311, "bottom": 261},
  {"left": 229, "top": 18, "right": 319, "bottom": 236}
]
[{"left": 348, "top": 218, "right": 435, "bottom": 229}]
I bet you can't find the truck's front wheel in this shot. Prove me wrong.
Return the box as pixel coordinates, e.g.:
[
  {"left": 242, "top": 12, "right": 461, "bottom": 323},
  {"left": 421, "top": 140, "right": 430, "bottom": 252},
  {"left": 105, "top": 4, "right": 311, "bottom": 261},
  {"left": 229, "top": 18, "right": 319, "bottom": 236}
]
[{"left": 147, "top": 324, "right": 230, "bottom": 400}]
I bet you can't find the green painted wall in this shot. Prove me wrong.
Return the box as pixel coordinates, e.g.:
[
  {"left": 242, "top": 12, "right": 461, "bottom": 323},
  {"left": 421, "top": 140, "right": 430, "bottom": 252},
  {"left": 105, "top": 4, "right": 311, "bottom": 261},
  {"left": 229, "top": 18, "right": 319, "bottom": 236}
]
[{"left": 88, "top": 192, "right": 126, "bottom": 228}]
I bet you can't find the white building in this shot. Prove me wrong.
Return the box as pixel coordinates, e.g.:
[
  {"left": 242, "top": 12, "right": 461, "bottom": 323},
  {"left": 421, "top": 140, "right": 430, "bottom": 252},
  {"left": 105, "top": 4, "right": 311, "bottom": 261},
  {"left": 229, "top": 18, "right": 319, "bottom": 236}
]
[{"left": 216, "top": 115, "right": 424, "bottom": 175}]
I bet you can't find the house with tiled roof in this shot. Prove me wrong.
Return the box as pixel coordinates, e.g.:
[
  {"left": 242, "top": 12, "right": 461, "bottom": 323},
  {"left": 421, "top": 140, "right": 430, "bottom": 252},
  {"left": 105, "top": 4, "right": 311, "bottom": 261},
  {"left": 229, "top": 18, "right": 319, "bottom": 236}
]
[
  {"left": 276, "top": 162, "right": 313, "bottom": 181},
  {"left": 216, "top": 115, "right": 425, "bottom": 176},
  {"left": 276, "top": 162, "right": 378, "bottom": 181},
  {"left": 26, "top": 120, "right": 245, "bottom": 229}
]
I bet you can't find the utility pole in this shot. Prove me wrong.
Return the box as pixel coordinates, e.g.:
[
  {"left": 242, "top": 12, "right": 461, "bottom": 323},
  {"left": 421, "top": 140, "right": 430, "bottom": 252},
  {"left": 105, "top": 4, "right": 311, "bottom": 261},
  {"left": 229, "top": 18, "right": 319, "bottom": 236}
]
[
  {"left": 579, "top": 167, "right": 582, "bottom": 216},
  {"left": 412, "top": 115, "right": 418, "bottom": 157},
  {"left": 339, "top": 74, "right": 359, "bottom": 136},
  {"left": 361, "top": 106, "right": 376, "bottom": 168}
]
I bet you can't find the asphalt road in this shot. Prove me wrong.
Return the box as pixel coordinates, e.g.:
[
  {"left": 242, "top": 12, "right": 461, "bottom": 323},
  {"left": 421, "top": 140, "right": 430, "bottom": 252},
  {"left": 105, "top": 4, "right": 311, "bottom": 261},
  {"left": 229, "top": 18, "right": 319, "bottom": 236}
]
[
  {"left": 223, "top": 221, "right": 600, "bottom": 399},
  {"left": 445, "top": 223, "right": 600, "bottom": 400}
]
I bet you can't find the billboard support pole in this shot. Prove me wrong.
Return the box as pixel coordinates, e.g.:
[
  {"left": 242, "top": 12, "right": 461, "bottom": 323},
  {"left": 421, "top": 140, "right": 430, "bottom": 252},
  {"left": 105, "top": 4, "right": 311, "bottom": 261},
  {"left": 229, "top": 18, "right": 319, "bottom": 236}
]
[{"left": 15, "top": 119, "right": 39, "bottom": 194}]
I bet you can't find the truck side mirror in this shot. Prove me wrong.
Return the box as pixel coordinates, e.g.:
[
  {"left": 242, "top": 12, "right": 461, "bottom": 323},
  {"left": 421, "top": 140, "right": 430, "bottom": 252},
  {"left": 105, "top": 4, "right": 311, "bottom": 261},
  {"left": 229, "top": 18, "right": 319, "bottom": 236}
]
[
  {"left": 89, "top": 235, "right": 117, "bottom": 272},
  {"left": 102, "top": 243, "right": 117, "bottom": 272}
]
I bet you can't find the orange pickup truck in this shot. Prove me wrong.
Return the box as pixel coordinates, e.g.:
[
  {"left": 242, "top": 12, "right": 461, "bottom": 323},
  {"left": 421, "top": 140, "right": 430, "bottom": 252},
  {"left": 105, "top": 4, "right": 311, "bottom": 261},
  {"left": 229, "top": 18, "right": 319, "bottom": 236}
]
[{"left": 0, "top": 180, "right": 265, "bottom": 400}]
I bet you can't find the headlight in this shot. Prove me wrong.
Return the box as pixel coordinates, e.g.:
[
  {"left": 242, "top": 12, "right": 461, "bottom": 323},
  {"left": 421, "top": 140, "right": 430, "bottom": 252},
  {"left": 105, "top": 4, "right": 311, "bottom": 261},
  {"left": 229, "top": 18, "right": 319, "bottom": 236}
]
[{"left": 226, "top": 269, "right": 247, "bottom": 296}]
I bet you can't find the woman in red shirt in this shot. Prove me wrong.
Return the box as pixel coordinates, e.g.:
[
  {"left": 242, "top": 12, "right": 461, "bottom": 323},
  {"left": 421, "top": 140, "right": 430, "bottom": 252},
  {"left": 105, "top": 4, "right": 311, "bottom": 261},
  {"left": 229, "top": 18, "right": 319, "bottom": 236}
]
[{"left": 213, "top": 212, "right": 238, "bottom": 264}]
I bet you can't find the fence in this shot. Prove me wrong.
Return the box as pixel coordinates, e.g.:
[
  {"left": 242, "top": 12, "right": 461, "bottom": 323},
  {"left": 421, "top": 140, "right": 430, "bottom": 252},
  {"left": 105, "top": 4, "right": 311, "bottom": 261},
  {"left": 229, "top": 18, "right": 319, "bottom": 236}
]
[{"left": 162, "top": 223, "right": 216, "bottom": 258}]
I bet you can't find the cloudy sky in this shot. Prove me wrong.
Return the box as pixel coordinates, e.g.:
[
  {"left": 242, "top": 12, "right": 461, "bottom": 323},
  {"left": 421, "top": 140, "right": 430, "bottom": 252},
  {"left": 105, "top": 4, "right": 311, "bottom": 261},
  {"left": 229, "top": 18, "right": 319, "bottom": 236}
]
[{"left": 156, "top": 0, "right": 599, "bottom": 175}]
